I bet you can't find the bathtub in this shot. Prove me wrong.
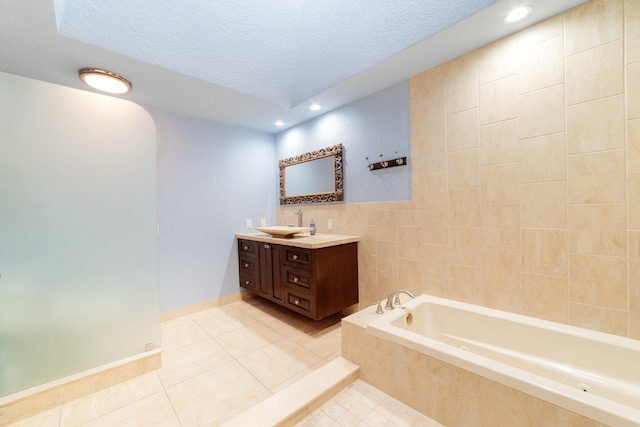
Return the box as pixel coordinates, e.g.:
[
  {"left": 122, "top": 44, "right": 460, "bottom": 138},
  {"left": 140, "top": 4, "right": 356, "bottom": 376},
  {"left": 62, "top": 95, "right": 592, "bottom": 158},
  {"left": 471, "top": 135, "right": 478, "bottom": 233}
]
[{"left": 367, "top": 294, "right": 640, "bottom": 427}]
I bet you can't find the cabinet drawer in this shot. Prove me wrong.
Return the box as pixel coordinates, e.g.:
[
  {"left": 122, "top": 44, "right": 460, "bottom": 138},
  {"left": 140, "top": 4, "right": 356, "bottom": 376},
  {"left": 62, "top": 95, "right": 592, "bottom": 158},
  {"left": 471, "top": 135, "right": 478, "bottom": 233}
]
[
  {"left": 239, "top": 257, "right": 258, "bottom": 273},
  {"left": 238, "top": 240, "right": 258, "bottom": 256},
  {"left": 284, "top": 289, "right": 313, "bottom": 314},
  {"left": 240, "top": 272, "right": 258, "bottom": 291},
  {"left": 283, "top": 247, "right": 311, "bottom": 269},
  {"left": 283, "top": 266, "right": 313, "bottom": 293}
]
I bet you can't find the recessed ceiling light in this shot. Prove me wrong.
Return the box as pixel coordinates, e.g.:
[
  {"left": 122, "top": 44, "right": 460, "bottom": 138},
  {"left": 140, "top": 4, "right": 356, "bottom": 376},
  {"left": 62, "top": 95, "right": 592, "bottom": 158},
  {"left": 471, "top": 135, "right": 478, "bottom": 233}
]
[
  {"left": 504, "top": 6, "right": 531, "bottom": 23},
  {"left": 310, "top": 104, "right": 321, "bottom": 111},
  {"left": 79, "top": 68, "right": 132, "bottom": 94},
  {"left": 275, "top": 121, "right": 285, "bottom": 126}
]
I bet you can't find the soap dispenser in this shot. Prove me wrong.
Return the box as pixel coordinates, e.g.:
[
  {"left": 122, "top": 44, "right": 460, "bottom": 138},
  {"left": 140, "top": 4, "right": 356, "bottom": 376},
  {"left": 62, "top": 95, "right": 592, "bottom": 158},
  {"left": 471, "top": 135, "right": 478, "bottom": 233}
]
[{"left": 309, "top": 219, "right": 316, "bottom": 235}]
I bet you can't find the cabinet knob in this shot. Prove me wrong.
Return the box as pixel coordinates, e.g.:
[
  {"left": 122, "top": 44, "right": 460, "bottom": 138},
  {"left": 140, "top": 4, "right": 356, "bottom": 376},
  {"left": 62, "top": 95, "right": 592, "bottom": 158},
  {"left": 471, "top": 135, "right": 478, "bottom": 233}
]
[
  {"left": 293, "top": 254, "right": 298, "bottom": 260},
  {"left": 243, "top": 246, "right": 248, "bottom": 250},
  {"left": 244, "top": 263, "right": 249, "bottom": 268},
  {"left": 245, "top": 280, "right": 250, "bottom": 285},
  {"left": 293, "top": 277, "right": 299, "bottom": 283},
  {"left": 264, "top": 244, "right": 270, "bottom": 249},
  {"left": 294, "top": 299, "right": 300, "bottom": 305}
]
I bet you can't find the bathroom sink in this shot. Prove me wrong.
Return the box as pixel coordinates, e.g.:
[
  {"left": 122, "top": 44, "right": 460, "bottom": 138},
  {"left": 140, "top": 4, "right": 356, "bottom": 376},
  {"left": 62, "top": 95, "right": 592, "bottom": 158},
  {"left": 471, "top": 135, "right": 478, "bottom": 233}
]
[{"left": 254, "top": 226, "right": 312, "bottom": 237}]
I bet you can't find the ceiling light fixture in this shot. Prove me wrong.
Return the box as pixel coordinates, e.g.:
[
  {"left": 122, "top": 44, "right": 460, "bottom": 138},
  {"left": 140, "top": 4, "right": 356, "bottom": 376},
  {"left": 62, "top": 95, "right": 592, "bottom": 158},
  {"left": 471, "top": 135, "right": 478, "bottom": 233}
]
[
  {"left": 275, "top": 121, "right": 285, "bottom": 126},
  {"left": 310, "top": 104, "right": 321, "bottom": 111},
  {"left": 504, "top": 5, "right": 532, "bottom": 23},
  {"left": 79, "top": 68, "right": 132, "bottom": 94}
]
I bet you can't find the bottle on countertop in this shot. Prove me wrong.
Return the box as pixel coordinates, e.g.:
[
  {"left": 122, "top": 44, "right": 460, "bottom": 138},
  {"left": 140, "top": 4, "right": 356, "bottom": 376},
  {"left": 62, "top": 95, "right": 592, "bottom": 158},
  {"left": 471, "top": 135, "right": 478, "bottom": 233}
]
[{"left": 310, "top": 219, "right": 316, "bottom": 235}]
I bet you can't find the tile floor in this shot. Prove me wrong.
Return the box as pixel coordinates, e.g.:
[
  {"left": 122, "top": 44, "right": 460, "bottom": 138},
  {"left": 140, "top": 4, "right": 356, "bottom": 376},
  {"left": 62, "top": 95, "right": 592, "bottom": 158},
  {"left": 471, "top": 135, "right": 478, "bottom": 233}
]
[{"left": 8, "top": 296, "right": 437, "bottom": 426}]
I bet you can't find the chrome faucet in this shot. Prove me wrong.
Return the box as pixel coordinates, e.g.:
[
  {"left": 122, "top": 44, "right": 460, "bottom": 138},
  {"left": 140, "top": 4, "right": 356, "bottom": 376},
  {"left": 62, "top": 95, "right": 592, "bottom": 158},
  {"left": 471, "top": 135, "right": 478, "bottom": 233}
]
[
  {"left": 294, "top": 209, "right": 303, "bottom": 227},
  {"left": 384, "top": 289, "right": 416, "bottom": 310}
]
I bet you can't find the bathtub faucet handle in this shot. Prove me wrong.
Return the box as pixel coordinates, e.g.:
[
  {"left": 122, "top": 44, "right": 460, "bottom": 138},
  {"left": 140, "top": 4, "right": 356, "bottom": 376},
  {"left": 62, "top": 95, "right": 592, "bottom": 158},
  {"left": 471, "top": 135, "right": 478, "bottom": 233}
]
[{"left": 375, "top": 300, "right": 384, "bottom": 314}]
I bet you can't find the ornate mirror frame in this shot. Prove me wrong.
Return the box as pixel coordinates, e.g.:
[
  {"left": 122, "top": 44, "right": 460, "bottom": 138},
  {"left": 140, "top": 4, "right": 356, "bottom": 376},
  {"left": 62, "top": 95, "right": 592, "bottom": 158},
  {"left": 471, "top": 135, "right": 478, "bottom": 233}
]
[{"left": 279, "top": 144, "right": 344, "bottom": 204}]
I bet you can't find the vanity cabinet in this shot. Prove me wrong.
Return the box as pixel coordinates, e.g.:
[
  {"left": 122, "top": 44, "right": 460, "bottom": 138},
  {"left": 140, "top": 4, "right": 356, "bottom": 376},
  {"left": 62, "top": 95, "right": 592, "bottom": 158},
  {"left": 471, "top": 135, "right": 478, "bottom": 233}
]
[{"left": 237, "top": 235, "right": 359, "bottom": 320}]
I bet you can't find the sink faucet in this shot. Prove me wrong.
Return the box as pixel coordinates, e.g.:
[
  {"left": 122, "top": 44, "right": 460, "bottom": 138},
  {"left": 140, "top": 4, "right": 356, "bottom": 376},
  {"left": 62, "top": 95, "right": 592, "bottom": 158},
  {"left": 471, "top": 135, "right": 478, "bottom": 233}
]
[
  {"left": 294, "top": 209, "right": 303, "bottom": 227},
  {"left": 384, "top": 289, "right": 416, "bottom": 310}
]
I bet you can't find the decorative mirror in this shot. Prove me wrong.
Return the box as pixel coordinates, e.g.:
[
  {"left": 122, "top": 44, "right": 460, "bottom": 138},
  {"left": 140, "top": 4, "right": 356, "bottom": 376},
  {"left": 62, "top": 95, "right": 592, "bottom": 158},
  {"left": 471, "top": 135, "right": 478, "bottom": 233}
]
[{"left": 279, "top": 144, "right": 344, "bottom": 204}]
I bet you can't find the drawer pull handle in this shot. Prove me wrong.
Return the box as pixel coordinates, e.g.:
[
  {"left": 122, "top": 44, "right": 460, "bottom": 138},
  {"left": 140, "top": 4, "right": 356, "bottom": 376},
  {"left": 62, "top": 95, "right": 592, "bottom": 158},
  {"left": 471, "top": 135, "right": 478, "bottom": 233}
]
[
  {"left": 292, "top": 254, "right": 299, "bottom": 260},
  {"left": 244, "top": 263, "right": 249, "bottom": 268},
  {"left": 264, "top": 244, "right": 270, "bottom": 249},
  {"left": 245, "top": 280, "right": 250, "bottom": 285},
  {"left": 293, "top": 277, "right": 299, "bottom": 283},
  {"left": 294, "top": 299, "right": 300, "bottom": 305},
  {"left": 243, "top": 246, "right": 248, "bottom": 250}
]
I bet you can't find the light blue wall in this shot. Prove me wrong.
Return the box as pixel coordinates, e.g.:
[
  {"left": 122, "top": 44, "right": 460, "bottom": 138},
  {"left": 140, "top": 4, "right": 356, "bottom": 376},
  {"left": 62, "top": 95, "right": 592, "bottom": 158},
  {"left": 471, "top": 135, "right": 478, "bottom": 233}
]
[
  {"left": 154, "top": 81, "right": 409, "bottom": 311},
  {"left": 153, "top": 111, "right": 276, "bottom": 312},
  {"left": 275, "top": 80, "right": 411, "bottom": 203}
]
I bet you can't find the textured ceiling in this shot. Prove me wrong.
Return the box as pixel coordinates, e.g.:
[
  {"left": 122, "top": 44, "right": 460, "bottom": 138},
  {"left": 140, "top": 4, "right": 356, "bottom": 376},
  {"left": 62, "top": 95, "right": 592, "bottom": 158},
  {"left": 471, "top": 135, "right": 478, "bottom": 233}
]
[
  {"left": 0, "top": 0, "right": 590, "bottom": 133},
  {"left": 53, "top": 0, "right": 497, "bottom": 107}
]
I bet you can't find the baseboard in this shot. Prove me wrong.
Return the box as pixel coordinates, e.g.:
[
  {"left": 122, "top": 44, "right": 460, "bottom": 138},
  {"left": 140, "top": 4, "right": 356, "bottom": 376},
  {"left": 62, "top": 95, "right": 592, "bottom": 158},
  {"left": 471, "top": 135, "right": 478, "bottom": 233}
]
[{"left": 160, "top": 290, "right": 255, "bottom": 322}]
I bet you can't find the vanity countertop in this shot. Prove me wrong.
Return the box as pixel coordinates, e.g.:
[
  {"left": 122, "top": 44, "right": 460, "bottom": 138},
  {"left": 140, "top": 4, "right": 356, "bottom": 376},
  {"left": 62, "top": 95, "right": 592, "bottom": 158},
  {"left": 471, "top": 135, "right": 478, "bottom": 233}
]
[{"left": 235, "top": 231, "right": 359, "bottom": 249}]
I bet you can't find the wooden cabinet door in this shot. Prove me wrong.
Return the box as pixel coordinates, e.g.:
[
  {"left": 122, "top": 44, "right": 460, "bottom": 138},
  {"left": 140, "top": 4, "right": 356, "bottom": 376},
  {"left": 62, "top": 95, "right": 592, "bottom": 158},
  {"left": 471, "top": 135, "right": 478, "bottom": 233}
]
[
  {"left": 258, "top": 243, "right": 273, "bottom": 298},
  {"left": 270, "top": 244, "right": 284, "bottom": 302}
]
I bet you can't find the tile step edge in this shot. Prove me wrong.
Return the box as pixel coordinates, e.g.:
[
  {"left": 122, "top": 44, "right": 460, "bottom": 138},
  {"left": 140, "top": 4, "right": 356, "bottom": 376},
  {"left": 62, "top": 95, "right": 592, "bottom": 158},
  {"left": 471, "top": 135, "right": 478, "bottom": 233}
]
[{"left": 221, "top": 357, "right": 359, "bottom": 427}]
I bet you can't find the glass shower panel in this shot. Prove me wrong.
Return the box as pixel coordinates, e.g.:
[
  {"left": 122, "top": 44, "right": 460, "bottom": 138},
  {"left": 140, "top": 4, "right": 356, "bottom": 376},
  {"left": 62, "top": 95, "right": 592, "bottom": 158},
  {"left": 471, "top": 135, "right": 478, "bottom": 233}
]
[{"left": 0, "top": 71, "right": 160, "bottom": 397}]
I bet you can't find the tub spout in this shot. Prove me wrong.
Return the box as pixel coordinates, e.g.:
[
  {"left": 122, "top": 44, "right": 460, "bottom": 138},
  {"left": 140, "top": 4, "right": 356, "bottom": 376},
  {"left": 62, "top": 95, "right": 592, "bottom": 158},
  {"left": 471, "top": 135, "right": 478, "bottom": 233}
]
[{"left": 385, "top": 290, "right": 416, "bottom": 310}]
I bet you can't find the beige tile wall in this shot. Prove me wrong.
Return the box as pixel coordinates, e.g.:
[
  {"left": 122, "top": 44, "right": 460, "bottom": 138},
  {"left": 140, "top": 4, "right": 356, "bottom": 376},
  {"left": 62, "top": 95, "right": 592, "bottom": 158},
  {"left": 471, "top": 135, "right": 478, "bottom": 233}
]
[{"left": 278, "top": 0, "right": 640, "bottom": 339}]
